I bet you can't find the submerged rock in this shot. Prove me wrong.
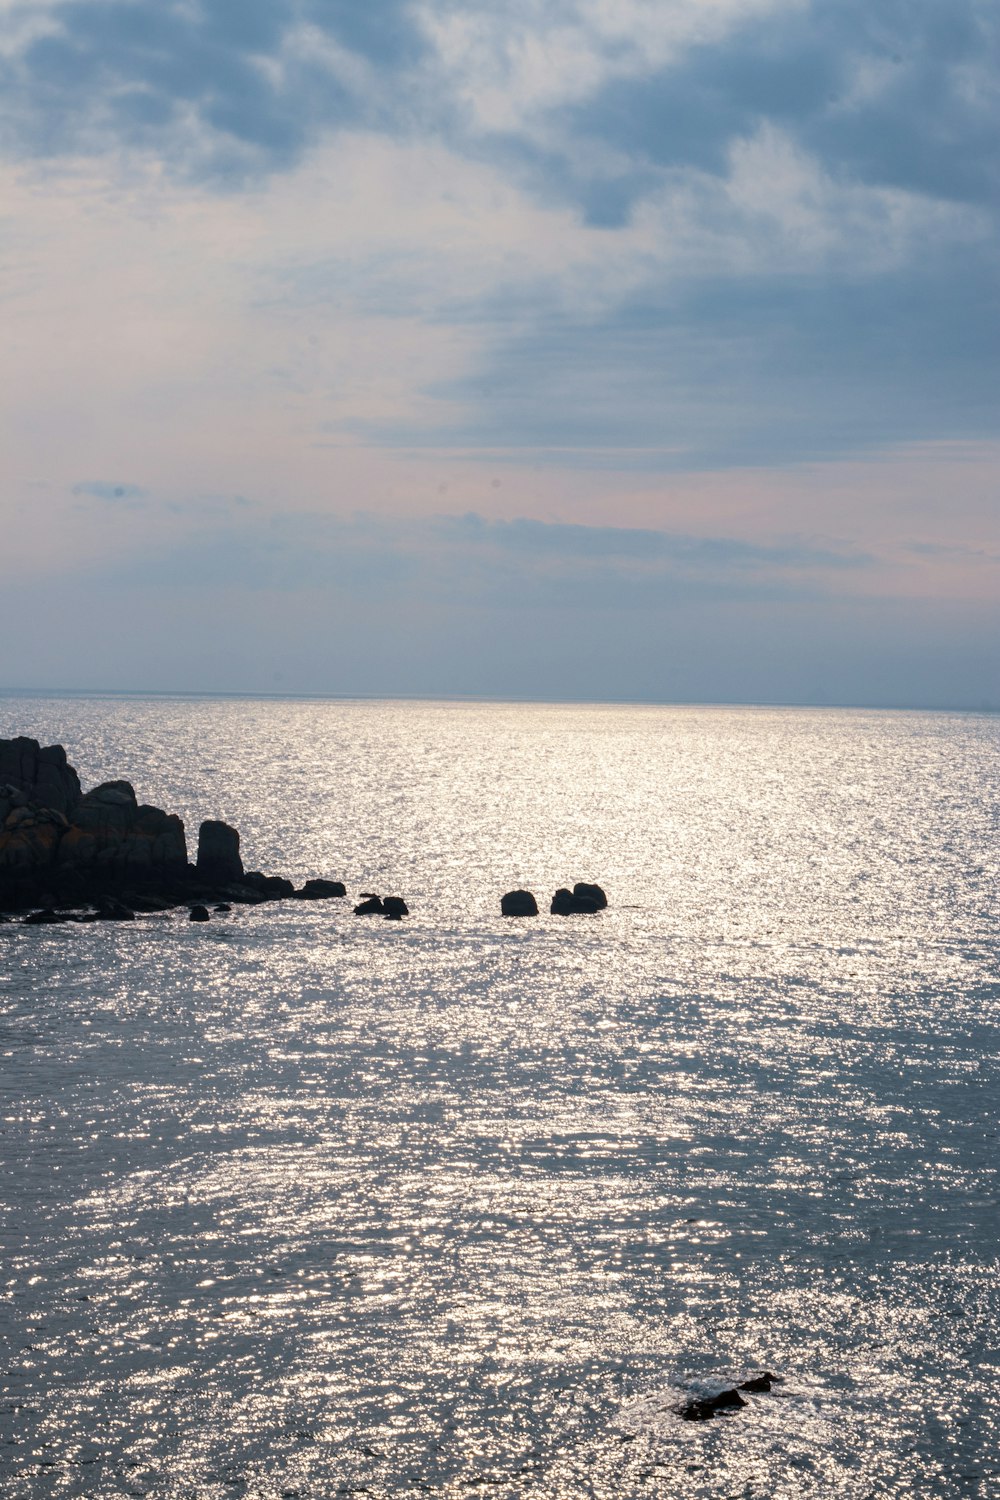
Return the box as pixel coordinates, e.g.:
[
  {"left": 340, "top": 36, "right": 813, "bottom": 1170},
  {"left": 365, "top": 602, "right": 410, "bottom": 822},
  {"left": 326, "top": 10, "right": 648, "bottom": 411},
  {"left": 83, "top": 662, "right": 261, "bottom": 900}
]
[
  {"left": 501, "top": 889, "right": 538, "bottom": 917},
  {"left": 189, "top": 905, "right": 210, "bottom": 922}
]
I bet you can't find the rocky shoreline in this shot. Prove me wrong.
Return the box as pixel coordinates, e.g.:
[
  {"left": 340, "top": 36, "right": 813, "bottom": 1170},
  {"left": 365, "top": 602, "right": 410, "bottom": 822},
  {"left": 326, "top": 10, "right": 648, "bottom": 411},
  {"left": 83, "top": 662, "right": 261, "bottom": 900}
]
[{"left": 1, "top": 737, "right": 606, "bottom": 926}]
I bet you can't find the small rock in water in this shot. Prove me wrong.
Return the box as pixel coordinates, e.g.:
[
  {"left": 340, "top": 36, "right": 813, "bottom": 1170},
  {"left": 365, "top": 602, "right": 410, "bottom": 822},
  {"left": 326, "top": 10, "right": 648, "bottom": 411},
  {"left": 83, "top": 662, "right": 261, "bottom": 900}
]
[
  {"left": 739, "top": 1372, "right": 781, "bottom": 1393},
  {"left": 214, "top": 903, "right": 232, "bottom": 913},
  {"left": 189, "top": 904, "right": 210, "bottom": 922},
  {"left": 551, "top": 886, "right": 601, "bottom": 914},
  {"left": 501, "top": 889, "right": 538, "bottom": 917},
  {"left": 23, "top": 907, "right": 66, "bottom": 925},
  {"left": 354, "top": 895, "right": 384, "bottom": 915},
  {"left": 295, "top": 878, "right": 347, "bottom": 900},
  {"left": 573, "top": 881, "right": 607, "bottom": 910},
  {"left": 680, "top": 1388, "right": 747, "bottom": 1421},
  {"left": 382, "top": 896, "right": 408, "bottom": 919}
]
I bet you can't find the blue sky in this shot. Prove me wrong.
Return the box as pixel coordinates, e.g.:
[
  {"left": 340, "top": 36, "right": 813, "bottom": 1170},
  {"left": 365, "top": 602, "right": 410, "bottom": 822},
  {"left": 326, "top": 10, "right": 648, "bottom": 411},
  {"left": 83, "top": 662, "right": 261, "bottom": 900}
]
[{"left": 1, "top": 0, "right": 997, "bottom": 703}]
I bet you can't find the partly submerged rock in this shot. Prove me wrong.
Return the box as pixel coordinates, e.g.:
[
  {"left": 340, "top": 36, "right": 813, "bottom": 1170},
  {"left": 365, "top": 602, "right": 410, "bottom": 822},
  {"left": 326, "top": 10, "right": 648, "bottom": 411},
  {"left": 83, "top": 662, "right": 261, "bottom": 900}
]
[
  {"left": 573, "top": 881, "right": 607, "bottom": 910},
  {"left": 189, "top": 904, "right": 210, "bottom": 922},
  {"left": 501, "top": 889, "right": 538, "bottom": 917},
  {"left": 95, "top": 895, "right": 136, "bottom": 922},
  {"left": 354, "top": 895, "right": 384, "bottom": 915},
  {"left": 680, "top": 1388, "right": 747, "bottom": 1422},
  {"left": 295, "top": 878, "right": 347, "bottom": 900},
  {"left": 550, "top": 886, "right": 601, "bottom": 914},
  {"left": 382, "top": 896, "right": 408, "bottom": 919}
]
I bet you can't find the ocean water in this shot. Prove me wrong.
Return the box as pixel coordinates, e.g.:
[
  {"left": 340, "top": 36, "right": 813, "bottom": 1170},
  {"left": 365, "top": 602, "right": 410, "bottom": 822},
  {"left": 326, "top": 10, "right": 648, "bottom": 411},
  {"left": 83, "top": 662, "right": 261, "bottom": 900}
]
[{"left": 1, "top": 695, "right": 998, "bottom": 1499}]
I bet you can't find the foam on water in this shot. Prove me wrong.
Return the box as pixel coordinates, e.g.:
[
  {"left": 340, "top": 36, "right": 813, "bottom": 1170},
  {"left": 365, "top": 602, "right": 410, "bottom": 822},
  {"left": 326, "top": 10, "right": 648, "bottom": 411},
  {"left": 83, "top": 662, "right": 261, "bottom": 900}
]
[{"left": 1, "top": 697, "right": 998, "bottom": 1497}]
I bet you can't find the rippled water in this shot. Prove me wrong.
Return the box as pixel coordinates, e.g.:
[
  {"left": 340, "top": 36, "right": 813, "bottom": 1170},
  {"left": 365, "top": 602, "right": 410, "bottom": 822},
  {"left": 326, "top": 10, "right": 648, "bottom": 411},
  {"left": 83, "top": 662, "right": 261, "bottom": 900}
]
[{"left": 1, "top": 696, "right": 998, "bottom": 1498}]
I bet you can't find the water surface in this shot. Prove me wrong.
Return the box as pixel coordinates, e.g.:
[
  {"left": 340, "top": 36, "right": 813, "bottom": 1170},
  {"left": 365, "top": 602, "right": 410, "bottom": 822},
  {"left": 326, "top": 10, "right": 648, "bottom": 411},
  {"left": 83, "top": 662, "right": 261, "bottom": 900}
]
[{"left": 1, "top": 698, "right": 998, "bottom": 1497}]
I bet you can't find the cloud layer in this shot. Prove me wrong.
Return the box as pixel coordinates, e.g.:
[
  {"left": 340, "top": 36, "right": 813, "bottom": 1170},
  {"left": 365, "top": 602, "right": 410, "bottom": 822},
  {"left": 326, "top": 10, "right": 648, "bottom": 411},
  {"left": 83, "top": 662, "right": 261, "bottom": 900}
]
[{"left": 1, "top": 1, "right": 997, "bottom": 702}]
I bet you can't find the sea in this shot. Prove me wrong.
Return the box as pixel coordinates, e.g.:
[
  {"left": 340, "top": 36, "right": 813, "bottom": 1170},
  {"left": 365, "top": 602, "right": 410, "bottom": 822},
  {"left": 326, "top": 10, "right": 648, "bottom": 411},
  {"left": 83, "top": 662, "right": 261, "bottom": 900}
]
[{"left": 1, "top": 695, "right": 998, "bottom": 1499}]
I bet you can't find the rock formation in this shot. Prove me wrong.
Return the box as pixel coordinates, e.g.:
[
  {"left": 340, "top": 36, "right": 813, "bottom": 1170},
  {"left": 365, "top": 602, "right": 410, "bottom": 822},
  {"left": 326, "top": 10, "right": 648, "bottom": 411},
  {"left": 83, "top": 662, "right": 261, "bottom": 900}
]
[
  {"left": 501, "top": 889, "right": 538, "bottom": 916},
  {"left": 196, "top": 820, "right": 243, "bottom": 884},
  {"left": 551, "top": 885, "right": 604, "bottom": 914},
  {"left": 0, "top": 736, "right": 346, "bottom": 920}
]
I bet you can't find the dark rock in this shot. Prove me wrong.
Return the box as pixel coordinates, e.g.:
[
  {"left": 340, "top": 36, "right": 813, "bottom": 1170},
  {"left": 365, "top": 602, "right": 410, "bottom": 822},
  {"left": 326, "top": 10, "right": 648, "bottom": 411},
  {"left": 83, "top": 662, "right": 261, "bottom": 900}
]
[
  {"left": 680, "top": 1388, "right": 747, "bottom": 1422},
  {"left": 551, "top": 886, "right": 601, "bottom": 914},
  {"left": 214, "top": 903, "right": 232, "bottom": 913},
  {"left": 354, "top": 896, "right": 383, "bottom": 915},
  {"left": 384, "top": 911, "right": 403, "bottom": 921},
  {"left": 196, "top": 820, "right": 243, "bottom": 884},
  {"left": 501, "top": 889, "right": 538, "bottom": 917},
  {"left": 189, "top": 905, "right": 210, "bottom": 922},
  {"left": 122, "top": 891, "right": 173, "bottom": 913},
  {"left": 23, "top": 908, "right": 66, "bottom": 925},
  {"left": 242, "top": 871, "right": 296, "bottom": 900},
  {"left": 738, "top": 1373, "right": 781, "bottom": 1393},
  {"left": 0, "top": 738, "right": 82, "bottom": 816},
  {"left": 295, "top": 878, "right": 347, "bottom": 900},
  {"left": 358, "top": 892, "right": 379, "bottom": 900},
  {"left": 573, "top": 881, "right": 607, "bottom": 910},
  {"left": 95, "top": 896, "right": 136, "bottom": 922},
  {"left": 382, "top": 896, "right": 408, "bottom": 918}
]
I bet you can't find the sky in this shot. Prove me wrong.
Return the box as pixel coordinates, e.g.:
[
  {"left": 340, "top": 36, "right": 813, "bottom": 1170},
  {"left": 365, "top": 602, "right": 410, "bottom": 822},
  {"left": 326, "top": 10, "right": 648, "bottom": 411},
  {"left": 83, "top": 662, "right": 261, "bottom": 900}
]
[{"left": 1, "top": 0, "right": 998, "bottom": 706}]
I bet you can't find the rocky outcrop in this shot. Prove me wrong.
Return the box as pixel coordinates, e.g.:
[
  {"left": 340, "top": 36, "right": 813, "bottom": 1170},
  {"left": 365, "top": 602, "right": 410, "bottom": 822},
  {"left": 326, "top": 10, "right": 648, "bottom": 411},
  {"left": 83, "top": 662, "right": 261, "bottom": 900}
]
[
  {"left": 196, "top": 820, "right": 243, "bottom": 884},
  {"left": 550, "top": 882, "right": 608, "bottom": 914},
  {"left": 0, "top": 738, "right": 81, "bottom": 817},
  {"left": 501, "top": 889, "right": 538, "bottom": 916},
  {"left": 295, "top": 878, "right": 347, "bottom": 900},
  {"left": 0, "top": 736, "right": 345, "bottom": 919}
]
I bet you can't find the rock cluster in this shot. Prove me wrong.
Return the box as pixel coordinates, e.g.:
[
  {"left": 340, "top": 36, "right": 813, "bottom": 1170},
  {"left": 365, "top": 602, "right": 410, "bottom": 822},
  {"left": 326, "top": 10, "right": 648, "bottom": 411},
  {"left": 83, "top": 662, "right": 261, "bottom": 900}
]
[
  {"left": 679, "top": 1373, "right": 783, "bottom": 1422},
  {"left": 500, "top": 883, "right": 608, "bottom": 916},
  {"left": 0, "top": 737, "right": 349, "bottom": 920}
]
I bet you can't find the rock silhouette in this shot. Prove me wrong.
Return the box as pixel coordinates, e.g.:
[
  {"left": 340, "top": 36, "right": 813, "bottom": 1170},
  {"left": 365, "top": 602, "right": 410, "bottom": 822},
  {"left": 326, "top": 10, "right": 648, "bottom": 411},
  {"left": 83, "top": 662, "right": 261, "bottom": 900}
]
[
  {"left": 551, "top": 885, "right": 604, "bottom": 914},
  {"left": 196, "top": 820, "right": 243, "bottom": 884},
  {"left": 0, "top": 736, "right": 347, "bottom": 920},
  {"left": 501, "top": 889, "right": 538, "bottom": 916}
]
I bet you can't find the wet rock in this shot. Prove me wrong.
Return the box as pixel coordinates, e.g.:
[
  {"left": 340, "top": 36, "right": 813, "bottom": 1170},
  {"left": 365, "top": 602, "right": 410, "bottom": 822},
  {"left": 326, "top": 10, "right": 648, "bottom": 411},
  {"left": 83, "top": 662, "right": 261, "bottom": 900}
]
[
  {"left": 22, "top": 907, "right": 67, "bottom": 925},
  {"left": 196, "top": 820, "right": 243, "bottom": 884},
  {"left": 354, "top": 895, "right": 384, "bottom": 915},
  {"left": 501, "top": 889, "right": 538, "bottom": 917},
  {"left": 573, "top": 881, "right": 607, "bottom": 910},
  {"left": 550, "top": 886, "right": 601, "bottom": 914},
  {"left": 738, "top": 1372, "right": 781, "bottom": 1393},
  {"left": 382, "top": 896, "right": 408, "bottom": 919},
  {"left": 241, "top": 872, "right": 296, "bottom": 900},
  {"left": 680, "top": 1388, "right": 747, "bottom": 1421},
  {"left": 189, "top": 905, "right": 210, "bottom": 922},
  {"left": 95, "top": 896, "right": 136, "bottom": 922},
  {"left": 295, "top": 878, "right": 347, "bottom": 900},
  {"left": 214, "top": 903, "right": 232, "bottom": 913}
]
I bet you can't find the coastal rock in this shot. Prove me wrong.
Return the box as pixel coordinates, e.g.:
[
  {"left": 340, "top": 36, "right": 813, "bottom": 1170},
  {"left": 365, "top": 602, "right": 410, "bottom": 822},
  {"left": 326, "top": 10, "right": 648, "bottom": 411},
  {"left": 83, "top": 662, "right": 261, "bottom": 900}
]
[
  {"left": 680, "top": 1388, "right": 747, "bottom": 1422},
  {"left": 22, "top": 907, "right": 67, "bottom": 925},
  {"left": 95, "top": 895, "right": 136, "bottom": 922},
  {"left": 295, "top": 878, "right": 347, "bottom": 900},
  {"left": 189, "top": 904, "right": 210, "bottom": 922},
  {"left": 57, "top": 782, "right": 187, "bottom": 881},
  {"left": 551, "top": 885, "right": 603, "bottom": 914},
  {"left": 241, "top": 871, "right": 295, "bottom": 900},
  {"left": 0, "top": 738, "right": 82, "bottom": 816},
  {"left": 501, "top": 889, "right": 538, "bottom": 917},
  {"left": 354, "top": 895, "right": 384, "bottom": 915},
  {"left": 573, "top": 882, "right": 607, "bottom": 910},
  {"left": 382, "top": 896, "right": 408, "bottom": 919},
  {"left": 196, "top": 820, "right": 243, "bottom": 884}
]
